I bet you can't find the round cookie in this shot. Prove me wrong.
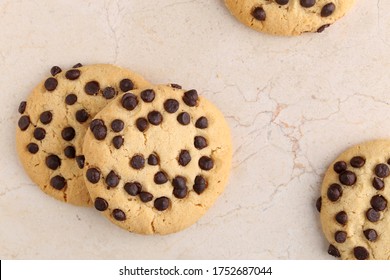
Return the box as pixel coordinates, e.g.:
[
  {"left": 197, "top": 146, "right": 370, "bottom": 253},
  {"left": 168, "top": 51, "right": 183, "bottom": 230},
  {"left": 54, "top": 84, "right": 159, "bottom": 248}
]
[
  {"left": 318, "top": 139, "right": 390, "bottom": 260},
  {"left": 82, "top": 85, "right": 232, "bottom": 234},
  {"left": 16, "top": 64, "right": 151, "bottom": 206},
  {"left": 224, "top": 0, "right": 356, "bottom": 36}
]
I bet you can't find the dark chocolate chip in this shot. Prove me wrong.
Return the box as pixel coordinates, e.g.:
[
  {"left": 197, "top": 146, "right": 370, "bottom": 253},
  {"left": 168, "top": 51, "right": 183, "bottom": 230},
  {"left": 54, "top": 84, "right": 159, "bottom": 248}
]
[
  {"left": 328, "top": 244, "right": 341, "bottom": 258},
  {"left": 94, "top": 197, "right": 108, "bottom": 211},
  {"left": 44, "top": 77, "right": 58, "bottom": 91},
  {"left": 182, "top": 89, "right": 198, "bottom": 107},
  {"left": 333, "top": 161, "right": 347, "bottom": 174},
  {"left": 65, "top": 69, "right": 81, "bottom": 80},
  {"left": 321, "top": 3, "right": 335, "bottom": 17},
  {"left": 373, "top": 177, "right": 385, "bottom": 190},
  {"left": 124, "top": 182, "right": 142, "bottom": 196},
  {"left": 339, "top": 170, "right": 356, "bottom": 186},
  {"left": 86, "top": 167, "right": 101, "bottom": 184},
  {"left": 375, "top": 164, "right": 390, "bottom": 178},
  {"left": 65, "top": 93, "right": 77, "bottom": 105},
  {"left": 300, "top": 0, "right": 316, "bottom": 8},
  {"left": 195, "top": 116, "right": 208, "bottom": 129},
  {"left": 199, "top": 156, "right": 214, "bottom": 171},
  {"left": 84, "top": 81, "right": 100, "bottom": 95},
  {"left": 370, "top": 195, "right": 387, "bottom": 211},
  {"left": 275, "top": 0, "right": 289, "bottom": 4},
  {"left": 173, "top": 176, "right": 187, "bottom": 189},
  {"left": 141, "top": 89, "right": 155, "bottom": 103},
  {"left": 39, "top": 111, "right": 53, "bottom": 125},
  {"left": 335, "top": 231, "right": 347, "bottom": 243},
  {"left": 130, "top": 155, "right": 145, "bottom": 170},
  {"left": 251, "top": 7, "right": 266, "bottom": 21},
  {"left": 61, "top": 127, "right": 75, "bottom": 141},
  {"left": 147, "top": 111, "right": 163, "bottom": 125},
  {"left": 112, "top": 209, "right": 126, "bottom": 221},
  {"left": 178, "top": 150, "right": 191, "bottom": 166},
  {"left": 76, "top": 155, "right": 85, "bottom": 169},
  {"left": 350, "top": 156, "right": 365, "bottom": 168},
  {"left": 33, "top": 127, "right": 46, "bottom": 140},
  {"left": 335, "top": 211, "right": 348, "bottom": 225},
  {"left": 50, "top": 175, "right": 66, "bottom": 190},
  {"left": 316, "top": 197, "right": 322, "bottom": 212},
  {"left": 72, "top": 63, "right": 83, "bottom": 68},
  {"left": 139, "top": 191, "right": 153, "bottom": 202},
  {"left": 90, "top": 119, "right": 104, "bottom": 131},
  {"left": 327, "top": 183, "right": 342, "bottom": 202},
  {"left": 170, "top": 83, "right": 182, "bottom": 89},
  {"left": 45, "top": 155, "right": 61, "bottom": 170},
  {"left": 154, "top": 171, "right": 168, "bottom": 184},
  {"left": 164, "top": 99, "right": 179, "bottom": 113},
  {"left": 50, "top": 66, "right": 62, "bottom": 76},
  {"left": 354, "top": 246, "right": 369, "bottom": 260},
  {"left": 148, "top": 154, "right": 159, "bottom": 166},
  {"left": 111, "top": 119, "right": 124, "bottom": 132},
  {"left": 177, "top": 112, "right": 190, "bottom": 125},
  {"left": 119, "top": 78, "right": 134, "bottom": 92},
  {"left": 387, "top": 158, "right": 390, "bottom": 165},
  {"left": 92, "top": 124, "right": 107, "bottom": 140},
  {"left": 76, "top": 109, "right": 89, "bottom": 123},
  {"left": 136, "top": 117, "right": 149, "bottom": 132},
  {"left": 364, "top": 229, "right": 378, "bottom": 242},
  {"left": 173, "top": 186, "right": 188, "bottom": 199},
  {"left": 154, "top": 197, "right": 170, "bottom": 211},
  {"left": 194, "top": 136, "right": 208, "bottom": 150},
  {"left": 112, "top": 136, "right": 124, "bottom": 149},
  {"left": 317, "top": 24, "right": 330, "bottom": 33},
  {"left": 121, "top": 93, "right": 138, "bottom": 111},
  {"left": 193, "top": 175, "right": 207, "bottom": 194},
  {"left": 64, "top": 146, "right": 76, "bottom": 158},
  {"left": 18, "top": 101, "right": 26, "bottom": 114},
  {"left": 105, "top": 170, "right": 120, "bottom": 188},
  {"left": 18, "top": 115, "right": 30, "bottom": 131},
  {"left": 366, "top": 208, "right": 380, "bottom": 222},
  {"left": 27, "top": 143, "right": 39, "bottom": 154},
  {"left": 102, "top": 87, "right": 116, "bottom": 99}
]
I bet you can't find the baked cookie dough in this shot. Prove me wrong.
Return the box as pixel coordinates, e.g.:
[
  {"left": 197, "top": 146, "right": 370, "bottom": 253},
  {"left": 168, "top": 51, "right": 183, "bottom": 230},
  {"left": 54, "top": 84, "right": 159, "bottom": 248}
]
[
  {"left": 224, "top": 0, "right": 356, "bottom": 36},
  {"left": 82, "top": 85, "right": 232, "bottom": 234},
  {"left": 16, "top": 64, "right": 150, "bottom": 206},
  {"left": 318, "top": 140, "right": 390, "bottom": 260}
]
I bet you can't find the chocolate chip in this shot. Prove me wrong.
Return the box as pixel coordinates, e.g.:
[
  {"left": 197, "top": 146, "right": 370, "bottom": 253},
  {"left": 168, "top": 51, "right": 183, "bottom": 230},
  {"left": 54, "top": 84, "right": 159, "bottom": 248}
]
[
  {"left": 148, "top": 154, "right": 159, "bottom": 166},
  {"left": 45, "top": 155, "right": 61, "bottom": 170},
  {"left": 18, "top": 101, "right": 26, "bottom": 114},
  {"left": 321, "top": 3, "right": 335, "bottom": 17},
  {"left": 328, "top": 244, "right": 341, "bottom": 258},
  {"left": 61, "top": 127, "right": 75, "bottom": 141},
  {"left": 339, "top": 170, "right": 356, "bottom": 186},
  {"left": 94, "top": 197, "right": 108, "bottom": 211},
  {"left": 177, "top": 112, "right": 190, "bottom": 125},
  {"left": 364, "top": 229, "right": 378, "bottom": 242},
  {"left": 76, "top": 109, "right": 89, "bottom": 123},
  {"left": 86, "top": 167, "right": 101, "bottom": 184},
  {"left": 354, "top": 246, "right": 369, "bottom": 260},
  {"left": 141, "top": 89, "right": 155, "bottom": 102},
  {"left": 111, "top": 119, "right": 124, "bottom": 132},
  {"left": 136, "top": 118, "right": 149, "bottom": 132},
  {"left": 50, "top": 66, "right": 62, "bottom": 76},
  {"left": 124, "top": 182, "right": 142, "bottom": 196},
  {"left": 275, "top": 0, "right": 289, "bottom": 4},
  {"left": 44, "top": 77, "right": 58, "bottom": 91},
  {"left": 173, "top": 176, "right": 187, "bottom": 189},
  {"left": 139, "top": 191, "right": 153, "bottom": 202},
  {"left": 33, "top": 127, "right": 46, "bottom": 140},
  {"left": 387, "top": 158, "right": 390, "bottom": 165},
  {"left": 65, "top": 69, "right": 80, "bottom": 80},
  {"left": 194, "top": 136, "right": 208, "bottom": 150},
  {"left": 27, "top": 143, "right": 39, "bottom": 154},
  {"left": 335, "top": 231, "right": 347, "bottom": 243},
  {"left": 170, "top": 83, "right": 182, "bottom": 89},
  {"left": 76, "top": 155, "right": 85, "bottom": 169},
  {"left": 370, "top": 195, "right": 387, "bottom": 211},
  {"left": 119, "top": 79, "right": 134, "bottom": 92},
  {"left": 39, "top": 111, "right": 52, "bottom": 124},
  {"left": 350, "top": 156, "right": 365, "bottom": 168},
  {"left": 373, "top": 177, "right": 385, "bottom": 190},
  {"left": 72, "top": 63, "right": 83, "bottom": 68},
  {"left": 50, "top": 175, "right": 66, "bottom": 190},
  {"left": 130, "top": 155, "right": 145, "bottom": 170},
  {"left": 112, "top": 136, "right": 124, "bottom": 149},
  {"left": 64, "top": 146, "right": 76, "bottom": 158},
  {"left": 366, "top": 208, "right": 380, "bottom": 222},
  {"left": 154, "top": 171, "right": 168, "bottom": 184},
  {"left": 148, "top": 111, "right": 163, "bottom": 125},
  {"left": 199, "top": 156, "right": 214, "bottom": 171},
  {"left": 112, "top": 209, "right": 126, "bottom": 221},
  {"left": 300, "top": 0, "right": 316, "bottom": 8},
  {"left": 375, "top": 164, "right": 390, "bottom": 178},
  {"left": 106, "top": 170, "right": 120, "bottom": 188},
  {"left": 18, "top": 115, "right": 30, "bottom": 131},
  {"left": 65, "top": 93, "right": 77, "bottom": 105},
  {"left": 121, "top": 93, "right": 138, "bottom": 111},
  {"left": 193, "top": 175, "right": 207, "bottom": 194},
  {"left": 154, "top": 197, "right": 170, "bottom": 211},
  {"left": 102, "top": 87, "right": 116, "bottom": 99},
  {"left": 92, "top": 124, "right": 107, "bottom": 140},
  {"left": 316, "top": 197, "right": 322, "bottom": 212},
  {"left": 84, "top": 81, "right": 100, "bottom": 95},
  {"left": 90, "top": 119, "right": 104, "bottom": 131},
  {"left": 251, "top": 7, "right": 266, "bottom": 21},
  {"left": 335, "top": 211, "right": 348, "bottom": 225},
  {"left": 317, "top": 24, "right": 330, "bottom": 33},
  {"left": 178, "top": 150, "right": 191, "bottom": 166},
  {"left": 182, "top": 89, "right": 198, "bottom": 107},
  {"left": 327, "top": 183, "right": 342, "bottom": 202},
  {"left": 333, "top": 161, "right": 347, "bottom": 173},
  {"left": 173, "top": 186, "right": 188, "bottom": 199},
  {"left": 195, "top": 117, "right": 208, "bottom": 129},
  {"left": 164, "top": 99, "right": 179, "bottom": 113}
]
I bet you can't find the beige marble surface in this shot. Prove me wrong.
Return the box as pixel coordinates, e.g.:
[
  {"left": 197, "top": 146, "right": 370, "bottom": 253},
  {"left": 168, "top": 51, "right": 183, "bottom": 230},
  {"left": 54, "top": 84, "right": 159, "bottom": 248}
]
[{"left": 0, "top": 0, "right": 389, "bottom": 260}]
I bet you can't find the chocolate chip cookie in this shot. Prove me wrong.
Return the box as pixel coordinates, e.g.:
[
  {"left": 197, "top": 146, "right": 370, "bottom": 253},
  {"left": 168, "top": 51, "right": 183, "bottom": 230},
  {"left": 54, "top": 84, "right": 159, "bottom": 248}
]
[
  {"left": 224, "top": 0, "right": 356, "bottom": 36},
  {"left": 82, "top": 85, "right": 232, "bottom": 234},
  {"left": 318, "top": 140, "right": 390, "bottom": 260},
  {"left": 16, "top": 64, "right": 150, "bottom": 206}
]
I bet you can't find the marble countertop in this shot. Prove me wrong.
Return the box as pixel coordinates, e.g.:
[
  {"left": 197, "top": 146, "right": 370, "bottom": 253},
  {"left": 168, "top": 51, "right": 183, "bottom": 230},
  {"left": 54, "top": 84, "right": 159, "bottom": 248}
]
[{"left": 1, "top": 0, "right": 388, "bottom": 260}]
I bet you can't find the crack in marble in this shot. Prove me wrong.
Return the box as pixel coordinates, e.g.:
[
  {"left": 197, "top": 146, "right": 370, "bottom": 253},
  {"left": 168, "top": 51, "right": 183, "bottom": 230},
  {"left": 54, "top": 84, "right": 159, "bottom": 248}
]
[{"left": 104, "top": 0, "right": 121, "bottom": 63}]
